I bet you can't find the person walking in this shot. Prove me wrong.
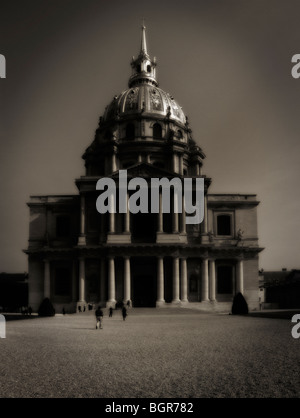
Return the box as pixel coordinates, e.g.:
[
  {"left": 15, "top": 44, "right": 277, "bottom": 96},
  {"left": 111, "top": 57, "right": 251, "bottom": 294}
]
[
  {"left": 95, "top": 306, "right": 104, "bottom": 329},
  {"left": 122, "top": 306, "right": 127, "bottom": 321},
  {"left": 109, "top": 307, "right": 113, "bottom": 317}
]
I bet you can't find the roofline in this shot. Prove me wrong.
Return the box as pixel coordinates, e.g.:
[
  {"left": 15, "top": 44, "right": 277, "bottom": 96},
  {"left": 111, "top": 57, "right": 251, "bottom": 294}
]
[
  {"left": 208, "top": 193, "right": 257, "bottom": 197},
  {"left": 29, "top": 194, "right": 78, "bottom": 198}
]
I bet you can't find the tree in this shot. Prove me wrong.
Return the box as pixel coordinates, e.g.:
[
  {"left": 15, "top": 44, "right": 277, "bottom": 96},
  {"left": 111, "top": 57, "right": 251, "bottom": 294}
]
[
  {"left": 232, "top": 292, "right": 248, "bottom": 315},
  {"left": 38, "top": 298, "right": 55, "bottom": 317}
]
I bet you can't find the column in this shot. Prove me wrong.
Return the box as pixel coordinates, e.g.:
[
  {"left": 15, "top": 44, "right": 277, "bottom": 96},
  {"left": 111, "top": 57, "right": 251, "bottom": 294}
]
[
  {"left": 158, "top": 191, "right": 163, "bottom": 233},
  {"left": 109, "top": 193, "right": 115, "bottom": 233},
  {"left": 172, "top": 154, "right": 177, "bottom": 173},
  {"left": 108, "top": 257, "right": 116, "bottom": 304},
  {"left": 204, "top": 194, "right": 208, "bottom": 234},
  {"left": 237, "top": 259, "right": 244, "bottom": 294},
  {"left": 112, "top": 153, "right": 117, "bottom": 172},
  {"left": 124, "top": 193, "right": 130, "bottom": 233},
  {"left": 44, "top": 260, "right": 50, "bottom": 299},
  {"left": 78, "top": 195, "right": 86, "bottom": 245},
  {"left": 201, "top": 258, "right": 209, "bottom": 301},
  {"left": 172, "top": 192, "right": 179, "bottom": 233},
  {"left": 179, "top": 155, "right": 184, "bottom": 175},
  {"left": 172, "top": 257, "right": 180, "bottom": 303},
  {"left": 181, "top": 258, "right": 188, "bottom": 302},
  {"left": 157, "top": 257, "right": 165, "bottom": 303},
  {"left": 209, "top": 259, "right": 216, "bottom": 301},
  {"left": 79, "top": 257, "right": 85, "bottom": 302},
  {"left": 80, "top": 195, "right": 85, "bottom": 235},
  {"left": 124, "top": 257, "right": 131, "bottom": 303},
  {"left": 181, "top": 194, "right": 186, "bottom": 234}
]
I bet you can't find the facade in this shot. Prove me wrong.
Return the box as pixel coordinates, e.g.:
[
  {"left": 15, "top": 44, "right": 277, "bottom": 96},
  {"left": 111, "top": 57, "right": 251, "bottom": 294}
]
[{"left": 25, "top": 26, "right": 263, "bottom": 313}]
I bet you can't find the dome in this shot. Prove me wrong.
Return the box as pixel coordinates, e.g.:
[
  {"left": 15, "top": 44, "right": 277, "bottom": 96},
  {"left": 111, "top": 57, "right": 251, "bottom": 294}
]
[
  {"left": 103, "top": 84, "right": 186, "bottom": 125},
  {"left": 83, "top": 24, "right": 206, "bottom": 179}
]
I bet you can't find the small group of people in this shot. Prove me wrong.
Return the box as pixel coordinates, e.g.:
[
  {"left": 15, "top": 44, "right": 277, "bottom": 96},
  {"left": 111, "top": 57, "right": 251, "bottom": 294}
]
[
  {"left": 21, "top": 306, "right": 33, "bottom": 315},
  {"left": 95, "top": 302, "right": 129, "bottom": 329}
]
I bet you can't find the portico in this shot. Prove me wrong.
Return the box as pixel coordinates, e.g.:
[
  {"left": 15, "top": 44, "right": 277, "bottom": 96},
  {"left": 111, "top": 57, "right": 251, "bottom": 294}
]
[{"left": 73, "top": 249, "right": 245, "bottom": 309}]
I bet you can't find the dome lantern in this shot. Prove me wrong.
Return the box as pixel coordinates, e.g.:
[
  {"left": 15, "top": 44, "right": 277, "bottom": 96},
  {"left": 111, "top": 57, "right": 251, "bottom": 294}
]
[
  {"left": 101, "top": 24, "right": 188, "bottom": 126},
  {"left": 129, "top": 23, "right": 158, "bottom": 88}
]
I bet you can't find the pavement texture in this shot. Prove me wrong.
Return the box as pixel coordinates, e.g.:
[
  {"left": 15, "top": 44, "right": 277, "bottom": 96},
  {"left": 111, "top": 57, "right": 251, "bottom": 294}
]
[{"left": 0, "top": 308, "right": 299, "bottom": 398}]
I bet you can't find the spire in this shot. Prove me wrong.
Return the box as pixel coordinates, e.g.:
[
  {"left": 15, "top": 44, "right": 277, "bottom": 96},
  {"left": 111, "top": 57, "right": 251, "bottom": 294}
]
[
  {"left": 129, "top": 23, "right": 158, "bottom": 88},
  {"left": 140, "top": 20, "right": 148, "bottom": 56}
]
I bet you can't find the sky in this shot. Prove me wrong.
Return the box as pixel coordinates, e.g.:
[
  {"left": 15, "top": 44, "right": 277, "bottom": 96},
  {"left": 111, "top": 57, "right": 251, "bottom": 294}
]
[{"left": 0, "top": 0, "right": 299, "bottom": 273}]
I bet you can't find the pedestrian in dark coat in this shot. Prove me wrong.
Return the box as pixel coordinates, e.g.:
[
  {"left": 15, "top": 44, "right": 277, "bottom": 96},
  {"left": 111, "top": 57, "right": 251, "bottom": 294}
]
[
  {"left": 109, "top": 307, "right": 113, "bottom": 317},
  {"left": 122, "top": 306, "right": 127, "bottom": 321}
]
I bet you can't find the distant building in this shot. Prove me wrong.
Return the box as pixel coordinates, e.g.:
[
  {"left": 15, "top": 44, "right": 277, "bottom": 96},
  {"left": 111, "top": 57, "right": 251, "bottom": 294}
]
[
  {"left": 24, "top": 26, "right": 263, "bottom": 313},
  {"left": 259, "top": 269, "right": 300, "bottom": 309}
]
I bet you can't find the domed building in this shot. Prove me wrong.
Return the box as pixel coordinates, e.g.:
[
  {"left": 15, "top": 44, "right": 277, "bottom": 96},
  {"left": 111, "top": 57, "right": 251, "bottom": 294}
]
[{"left": 25, "top": 26, "right": 263, "bottom": 312}]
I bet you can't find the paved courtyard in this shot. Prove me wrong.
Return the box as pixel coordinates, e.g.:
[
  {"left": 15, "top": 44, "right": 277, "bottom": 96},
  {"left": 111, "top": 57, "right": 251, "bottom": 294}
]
[{"left": 0, "top": 308, "right": 299, "bottom": 398}]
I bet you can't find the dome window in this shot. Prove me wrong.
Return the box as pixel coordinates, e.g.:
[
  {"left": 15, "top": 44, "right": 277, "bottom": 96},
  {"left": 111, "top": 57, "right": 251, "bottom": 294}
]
[
  {"left": 147, "top": 65, "right": 151, "bottom": 72},
  {"left": 125, "top": 123, "right": 135, "bottom": 140},
  {"left": 177, "top": 130, "right": 183, "bottom": 139},
  {"left": 153, "top": 123, "right": 162, "bottom": 139}
]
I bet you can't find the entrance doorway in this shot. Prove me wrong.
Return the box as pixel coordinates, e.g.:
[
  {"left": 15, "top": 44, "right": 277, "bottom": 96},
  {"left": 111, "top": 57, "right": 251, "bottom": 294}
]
[{"left": 131, "top": 257, "right": 157, "bottom": 307}]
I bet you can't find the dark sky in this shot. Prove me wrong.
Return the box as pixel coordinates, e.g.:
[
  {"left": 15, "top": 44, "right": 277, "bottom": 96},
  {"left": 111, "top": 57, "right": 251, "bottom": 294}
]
[{"left": 1, "top": 0, "right": 300, "bottom": 272}]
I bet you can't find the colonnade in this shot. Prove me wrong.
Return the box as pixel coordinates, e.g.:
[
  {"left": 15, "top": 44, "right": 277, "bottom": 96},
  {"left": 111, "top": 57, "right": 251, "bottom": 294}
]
[
  {"left": 41, "top": 257, "right": 244, "bottom": 306},
  {"left": 43, "top": 257, "right": 244, "bottom": 305}
]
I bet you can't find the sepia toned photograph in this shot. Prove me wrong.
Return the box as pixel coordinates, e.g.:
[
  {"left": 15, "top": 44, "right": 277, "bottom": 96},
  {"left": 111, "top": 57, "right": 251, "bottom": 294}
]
[{"left": 0, "top": 0, "right": 299, "bottom": 402}]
